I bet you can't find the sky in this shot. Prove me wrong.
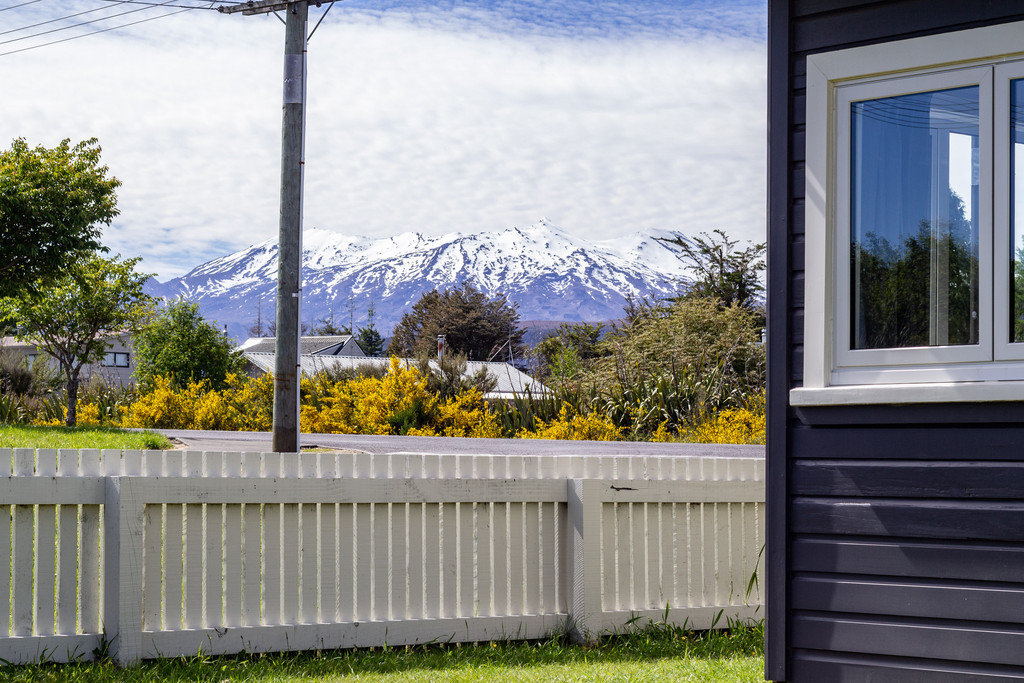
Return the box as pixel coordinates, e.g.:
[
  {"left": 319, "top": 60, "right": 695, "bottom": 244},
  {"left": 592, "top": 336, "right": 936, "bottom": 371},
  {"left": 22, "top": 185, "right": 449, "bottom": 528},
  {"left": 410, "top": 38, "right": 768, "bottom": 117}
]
[{"left": 0, "top": 0, "right": 767, "bottom": 281}]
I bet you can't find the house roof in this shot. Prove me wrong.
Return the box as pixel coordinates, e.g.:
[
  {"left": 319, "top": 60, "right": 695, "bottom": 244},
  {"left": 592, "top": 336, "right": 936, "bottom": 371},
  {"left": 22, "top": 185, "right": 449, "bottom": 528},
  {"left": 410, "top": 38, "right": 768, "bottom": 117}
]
[
  {"left": 242, "top": 352, "right": 547, "bottom": 401},
  {"left": 238, "top": 335, "right": 357, "bottom": 355}
]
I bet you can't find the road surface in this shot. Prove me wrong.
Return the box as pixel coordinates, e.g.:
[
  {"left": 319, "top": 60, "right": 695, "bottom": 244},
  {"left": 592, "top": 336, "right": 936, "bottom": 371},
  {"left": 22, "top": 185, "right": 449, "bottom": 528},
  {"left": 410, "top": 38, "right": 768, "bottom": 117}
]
[{"left": 155, "top": 429, "right": 763, "bottom": 458}]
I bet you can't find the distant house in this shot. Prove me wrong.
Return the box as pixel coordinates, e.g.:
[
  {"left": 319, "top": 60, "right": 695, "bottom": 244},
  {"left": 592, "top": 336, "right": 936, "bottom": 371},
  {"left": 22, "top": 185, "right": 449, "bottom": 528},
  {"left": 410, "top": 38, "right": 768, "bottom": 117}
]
[
  {"left": 0, "top": 334, "right": 136, "bottom": 386},
  {"left": 237, "top": 335, "right": 366, "bottom": 357},
  {"left": 241, "top": 352, "right": 546, "bottom": 402}
]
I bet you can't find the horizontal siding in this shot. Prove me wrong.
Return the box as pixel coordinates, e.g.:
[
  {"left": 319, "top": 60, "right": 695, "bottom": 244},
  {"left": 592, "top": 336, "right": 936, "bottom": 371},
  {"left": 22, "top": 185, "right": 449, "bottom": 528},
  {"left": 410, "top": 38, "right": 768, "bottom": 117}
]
[
  {"left": 792, "top": 575, "right": 1024, "bottom": 623},
  {"left": 791, "top": 424, "right": 1024, "bottom": 457},
  {"left": 793, "top": 460, "right": 1024, "bottom": 498},
  {"left": 792, "top": 613, "right": 1024, "bottom": 667},
  {"left": 792, "top": 498, "right": 1024, "bottom": 541},
  {"left": 791, "top": 538, "right": 1024, "bottom": 582},
  {"left": 792, "top": 649, "right": 1024, "bottom": 681},
  {"left": 793, "top": 0, "right": 1024, "bottom": 53}
]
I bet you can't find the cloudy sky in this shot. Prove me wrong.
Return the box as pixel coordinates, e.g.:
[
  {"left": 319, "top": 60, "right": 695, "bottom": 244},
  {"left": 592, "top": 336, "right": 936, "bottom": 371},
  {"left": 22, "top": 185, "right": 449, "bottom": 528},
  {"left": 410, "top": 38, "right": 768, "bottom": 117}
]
[{"left": 0, "top": 0, "right": 766, "bottom": 281}]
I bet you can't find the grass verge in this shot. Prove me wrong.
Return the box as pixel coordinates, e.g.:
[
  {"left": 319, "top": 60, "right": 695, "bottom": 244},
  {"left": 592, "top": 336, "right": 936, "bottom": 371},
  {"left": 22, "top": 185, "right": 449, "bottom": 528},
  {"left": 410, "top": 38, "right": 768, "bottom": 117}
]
[
  {"left": 0, "top": 424, "right": 173, "bottom": 450},
  {"left": 1, "top": 620, "right": 764, "bottom": 682}
]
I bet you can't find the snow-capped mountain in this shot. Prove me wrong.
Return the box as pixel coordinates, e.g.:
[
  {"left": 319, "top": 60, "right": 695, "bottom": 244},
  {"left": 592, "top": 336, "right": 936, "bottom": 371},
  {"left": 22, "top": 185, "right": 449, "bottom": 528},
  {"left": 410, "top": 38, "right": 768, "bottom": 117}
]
[{"left": 146, "top": 219, "right": 693, "bottom": 341}]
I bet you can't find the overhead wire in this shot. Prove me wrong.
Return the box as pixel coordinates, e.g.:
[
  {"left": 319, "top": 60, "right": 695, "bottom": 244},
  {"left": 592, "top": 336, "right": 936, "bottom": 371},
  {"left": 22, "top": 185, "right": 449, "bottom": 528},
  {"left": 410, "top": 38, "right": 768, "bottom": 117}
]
[
  {"left": 1, "top": 0, "right": 187, "bottom": 46},
  {"left": 0, "top": 0, "right": 337, "bottom": 58},
  {"left": 0, "top": 1, "right": 219, "bottom": 57},
  {"left": 1, "top": 2, "right": 139, "bottom": 38},
  {"left": 0, "top": 0, "right": 44, "bottom": 12}
]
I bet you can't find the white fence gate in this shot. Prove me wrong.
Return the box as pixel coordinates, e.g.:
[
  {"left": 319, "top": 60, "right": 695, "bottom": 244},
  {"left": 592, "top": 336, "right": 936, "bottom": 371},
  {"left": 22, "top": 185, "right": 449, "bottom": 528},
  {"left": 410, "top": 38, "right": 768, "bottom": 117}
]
[{"left": 0, "top": 449, "right": 764, "bottom": 665}]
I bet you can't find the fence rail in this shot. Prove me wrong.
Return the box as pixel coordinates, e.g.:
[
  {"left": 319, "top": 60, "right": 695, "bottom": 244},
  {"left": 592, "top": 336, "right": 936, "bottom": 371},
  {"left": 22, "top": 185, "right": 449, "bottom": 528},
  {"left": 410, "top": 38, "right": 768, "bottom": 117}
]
[{"left": 0, "top": 449, "right": 764, "bottom": 665}]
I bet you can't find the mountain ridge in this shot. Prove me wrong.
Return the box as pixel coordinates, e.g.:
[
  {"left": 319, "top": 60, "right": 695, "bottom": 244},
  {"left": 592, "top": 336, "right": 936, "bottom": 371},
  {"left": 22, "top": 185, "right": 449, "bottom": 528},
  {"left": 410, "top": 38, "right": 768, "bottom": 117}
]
[{"left": 145, "top": 219, "right": 693, "bottom": 342}]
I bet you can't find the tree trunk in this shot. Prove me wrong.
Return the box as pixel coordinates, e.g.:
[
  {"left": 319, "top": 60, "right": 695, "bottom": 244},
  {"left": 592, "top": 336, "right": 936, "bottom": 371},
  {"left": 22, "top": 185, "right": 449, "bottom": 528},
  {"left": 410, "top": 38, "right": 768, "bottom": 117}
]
[{"left": 65, "top": 370, "right": 80, "bottom": 427}]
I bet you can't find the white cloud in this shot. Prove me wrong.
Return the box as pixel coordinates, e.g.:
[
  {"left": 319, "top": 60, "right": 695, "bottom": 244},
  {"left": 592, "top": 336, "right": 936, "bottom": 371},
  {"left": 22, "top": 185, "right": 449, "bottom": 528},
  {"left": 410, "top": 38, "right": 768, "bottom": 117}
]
[{"left": 0, "top": 2, "right": 766, "bottom": 279}]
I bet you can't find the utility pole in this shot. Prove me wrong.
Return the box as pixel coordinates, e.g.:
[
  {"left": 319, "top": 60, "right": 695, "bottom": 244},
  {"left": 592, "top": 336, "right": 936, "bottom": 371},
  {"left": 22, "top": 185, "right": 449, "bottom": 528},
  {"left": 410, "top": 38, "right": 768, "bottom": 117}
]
[{"left": 221, "top": 0, "right": 310, "bottom": 453}]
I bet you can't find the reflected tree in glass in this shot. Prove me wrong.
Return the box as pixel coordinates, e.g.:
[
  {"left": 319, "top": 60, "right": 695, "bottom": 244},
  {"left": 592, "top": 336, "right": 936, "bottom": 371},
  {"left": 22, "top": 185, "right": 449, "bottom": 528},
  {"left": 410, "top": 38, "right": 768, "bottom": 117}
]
[{"left": 850, "top": 86, "right": 979, "bottom": 350}]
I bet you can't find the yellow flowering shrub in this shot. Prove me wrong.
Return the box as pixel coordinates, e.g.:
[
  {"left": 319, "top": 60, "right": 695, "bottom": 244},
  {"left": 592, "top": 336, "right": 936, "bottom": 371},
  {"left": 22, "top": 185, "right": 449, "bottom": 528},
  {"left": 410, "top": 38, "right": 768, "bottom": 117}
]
[
  {"left": 75, "top": 402, "right": 103, "bottom": 426},
  {"left": 685, "top": 392, "right": 765, "bottom": 445},
  {"left": 410, "top": 388, "right": 502, "bottom": 438},
  {"left": 123, "top": 376, "right": 207, "bottom": 429},
  {"left": 221, "top": 373, "right": 274, "bottom": 432},
  {"left": 519, "top": 405, "right": 623, "bottom": 441},
  {"left": 301, "top": 358, "right": 437, "bottom": 435},
  {"left": 300, "top": 377, "right": 358, "bottom": 434}
]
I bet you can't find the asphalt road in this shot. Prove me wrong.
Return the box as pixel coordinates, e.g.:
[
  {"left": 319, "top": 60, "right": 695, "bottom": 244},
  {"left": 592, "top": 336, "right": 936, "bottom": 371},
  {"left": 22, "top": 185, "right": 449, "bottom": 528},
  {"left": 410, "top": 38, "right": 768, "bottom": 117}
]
[{"left": 155, "top": 429, "right": 764, "bottom": 458}]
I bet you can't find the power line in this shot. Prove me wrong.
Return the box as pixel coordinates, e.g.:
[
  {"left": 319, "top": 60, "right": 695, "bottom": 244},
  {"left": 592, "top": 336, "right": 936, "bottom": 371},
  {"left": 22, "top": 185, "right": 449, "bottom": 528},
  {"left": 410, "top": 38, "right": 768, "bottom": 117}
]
[
  {"left": 1, "top": 2, "right": 135, "bottom": 38},
  {"left": 1, "top": 0, "right": 184, "bottom": 46},
  {"left": 0, "top": 3, "right": 213, "bottom": 56},
  {"left": 0, "top": 0, "right": 44, "bottom": 12},
  {"left": 97, "top": 0, "right": 234, "bottom": 6}
]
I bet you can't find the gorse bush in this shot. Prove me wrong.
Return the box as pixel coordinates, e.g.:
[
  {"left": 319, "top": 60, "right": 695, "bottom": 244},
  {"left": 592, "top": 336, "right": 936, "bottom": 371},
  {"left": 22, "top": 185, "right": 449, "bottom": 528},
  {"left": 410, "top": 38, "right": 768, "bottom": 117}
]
[
  {"left": 123, "top": 373, "right": 274, "bottom": 431},
  {"left": 519, "top": 405, "right": 623, "bottom": 441}
]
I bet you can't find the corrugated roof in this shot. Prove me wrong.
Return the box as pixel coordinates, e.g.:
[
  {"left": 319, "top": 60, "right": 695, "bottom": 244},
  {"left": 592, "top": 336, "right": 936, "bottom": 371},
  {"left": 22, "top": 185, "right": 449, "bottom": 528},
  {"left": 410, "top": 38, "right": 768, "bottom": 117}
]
[
  {"left": 243, "top": 353, "right": 546, "bottom": 400},
  {"left": 239, "top": 336, "right": 356, "bottom": 355}
]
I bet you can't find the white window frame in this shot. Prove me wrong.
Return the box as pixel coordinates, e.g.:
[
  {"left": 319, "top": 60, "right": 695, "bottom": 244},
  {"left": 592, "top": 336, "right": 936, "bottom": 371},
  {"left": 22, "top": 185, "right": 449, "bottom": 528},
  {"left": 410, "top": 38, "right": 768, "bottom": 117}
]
[{"left": 792, "top": 21, "right": 1024, "bottom": 406}]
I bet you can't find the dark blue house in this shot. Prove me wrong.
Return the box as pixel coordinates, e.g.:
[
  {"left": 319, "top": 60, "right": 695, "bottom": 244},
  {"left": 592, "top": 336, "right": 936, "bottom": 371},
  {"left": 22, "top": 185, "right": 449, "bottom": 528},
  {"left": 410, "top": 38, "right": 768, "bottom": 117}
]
[{"left": 768, "top": 2, "right": 1024, "bottom": 680}]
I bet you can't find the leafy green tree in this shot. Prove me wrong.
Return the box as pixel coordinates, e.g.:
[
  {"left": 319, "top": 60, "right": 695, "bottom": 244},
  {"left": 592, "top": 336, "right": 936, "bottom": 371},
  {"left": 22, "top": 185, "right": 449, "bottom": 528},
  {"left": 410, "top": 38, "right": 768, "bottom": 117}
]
[
  {"left": 133, "top": 299, "right": 244, "bottom": 391},
  {"left": 1, "top": 253, "right": 154, "bottom": 426},
  {"left": 356, "top": 301, "right": 384, "bottom": 356},
  {"left": 532, "top": 322, "right": 605, "bottom": 381},
  {"left": 387, "top": 283, "right": 526, "bottom": 361},
  {"left": 0, "top": 138, "right": 119, "bottom": 297},
  {"left": 658, "top": 229, "right": 766, "bottom": 309}
]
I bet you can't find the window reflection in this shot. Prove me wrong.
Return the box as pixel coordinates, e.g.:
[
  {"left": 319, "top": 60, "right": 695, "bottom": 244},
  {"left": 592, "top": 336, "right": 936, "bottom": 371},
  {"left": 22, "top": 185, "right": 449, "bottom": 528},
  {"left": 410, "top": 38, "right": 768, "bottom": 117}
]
[
  {"left": 1011, "top": 79, "right": 1024, "bottom": 342},
  {"left": 851, "top": 86, "right": 980, "bottom": 350}
]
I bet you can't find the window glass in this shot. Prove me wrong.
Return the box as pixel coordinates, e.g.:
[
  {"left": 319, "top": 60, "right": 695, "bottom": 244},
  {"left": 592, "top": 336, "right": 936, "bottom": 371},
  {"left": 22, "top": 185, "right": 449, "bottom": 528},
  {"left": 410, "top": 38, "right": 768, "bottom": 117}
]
[
  {"left": 850, "top": 86, "right": 980, "bottom": 350},
  {"left": 1012, "top": 79, "right": 1024, "bottom": 342}
]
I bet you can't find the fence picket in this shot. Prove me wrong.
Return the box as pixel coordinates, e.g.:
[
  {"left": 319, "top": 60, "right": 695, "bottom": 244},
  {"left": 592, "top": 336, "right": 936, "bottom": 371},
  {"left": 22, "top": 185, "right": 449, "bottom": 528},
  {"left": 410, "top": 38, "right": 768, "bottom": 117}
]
[
  {"left": 422, "top": 502, "right": 440, "bottom": 619},
  {"left": 355, "top": 503, "right": 372, "bottom": 621},
  {"left": 35, "top": 499, "right": 56, "bottom": 636},
  {"left": 528, "top": 499, "right": 544, "bottom": 618},
  {"left": 508, "top": 502, "right": 524, "bottom": 615},
  {"left": 338, "top": 502, "right": 354, "bottom": 622},
  {"left": 301, "top": 502, "right": 318, "bottom": 624},
  {"left": 440, "top": 502, "right": 457, "bottom": 619},
  {"left": 390, "top": 502, "right": 407, "bottom": 621},
  {"left": 476, "top": 501, "right": 492, "bottom": 617},
  {"left": 407, "top": 502, "right": 424, "bottom": 619},
  {"left": 12, "top": 500, "right": 33, "bottom": 636},
  {"left": 0, "top": 504, "right": 9, "bottom": 637},
  {"left": 458, "top": 502, "right": 473, "bottom": 618}
]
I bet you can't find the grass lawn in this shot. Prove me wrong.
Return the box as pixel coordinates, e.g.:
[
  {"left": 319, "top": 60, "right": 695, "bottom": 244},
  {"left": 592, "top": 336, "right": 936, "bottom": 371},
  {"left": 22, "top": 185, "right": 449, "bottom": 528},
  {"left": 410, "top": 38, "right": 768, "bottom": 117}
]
[
  {"left": 1, "top": 622, "right": 764, "bottom": 682},
  {"left": 0, "top": 424, "right": 173, "bottom": 451}
]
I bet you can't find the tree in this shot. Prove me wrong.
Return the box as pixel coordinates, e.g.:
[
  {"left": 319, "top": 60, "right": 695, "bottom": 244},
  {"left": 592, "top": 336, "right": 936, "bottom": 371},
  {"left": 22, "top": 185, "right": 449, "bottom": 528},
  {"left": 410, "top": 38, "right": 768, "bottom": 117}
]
[
  {"left": 658, "top": 229, "right": 766, "bottom": 309},
  {"left": 356, "top": 301, "right": 384, "bottom": 357},
  {"left": 387, "top": 283, "right": 525, "bottom": 361},
  {"left": 0, "top": 138, "right": 118, "bottom": 298},
  {"left": 133, "top": 299, "right": 244, "bottom": 391},
  {"left": 309, "top": 312, "right": 350, "bottom": 336},
  {"left": 1, "top": 253, "right": 154, "bottom": 426},
  {"left": 532, "top": 322, "right": 605, "bottom": 381}
]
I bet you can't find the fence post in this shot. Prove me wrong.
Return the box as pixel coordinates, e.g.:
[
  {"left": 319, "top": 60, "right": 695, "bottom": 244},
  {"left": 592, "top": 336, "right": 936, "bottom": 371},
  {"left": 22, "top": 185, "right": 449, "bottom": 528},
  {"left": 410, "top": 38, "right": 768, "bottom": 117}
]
[
  {"left": 104, "top": 477, "right": 145, "bottom": 666},
  {"left": 567, "top": 479, "right": 601, "bottom": 645}
]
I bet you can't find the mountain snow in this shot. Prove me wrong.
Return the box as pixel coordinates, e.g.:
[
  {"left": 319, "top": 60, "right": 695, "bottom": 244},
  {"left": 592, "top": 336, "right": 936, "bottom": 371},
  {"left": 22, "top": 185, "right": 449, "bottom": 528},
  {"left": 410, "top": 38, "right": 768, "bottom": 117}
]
[{"left": 146, "top": 219, "right": 693, "bottom": 342}]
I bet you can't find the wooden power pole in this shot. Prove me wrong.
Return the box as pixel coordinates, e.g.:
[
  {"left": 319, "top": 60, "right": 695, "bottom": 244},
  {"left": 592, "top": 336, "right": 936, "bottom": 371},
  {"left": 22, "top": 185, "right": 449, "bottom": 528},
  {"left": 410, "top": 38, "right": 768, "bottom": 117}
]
[{"left": 220, "top": 0, "right": 310, "bottom": 452}]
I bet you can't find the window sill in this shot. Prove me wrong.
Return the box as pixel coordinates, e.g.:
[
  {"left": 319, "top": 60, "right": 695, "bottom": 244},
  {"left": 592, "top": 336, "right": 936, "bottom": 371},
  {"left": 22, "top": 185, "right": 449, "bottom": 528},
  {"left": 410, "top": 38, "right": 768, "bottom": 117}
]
[{"left": 790, "top": 381, "right": 1024, "bottom": 406}]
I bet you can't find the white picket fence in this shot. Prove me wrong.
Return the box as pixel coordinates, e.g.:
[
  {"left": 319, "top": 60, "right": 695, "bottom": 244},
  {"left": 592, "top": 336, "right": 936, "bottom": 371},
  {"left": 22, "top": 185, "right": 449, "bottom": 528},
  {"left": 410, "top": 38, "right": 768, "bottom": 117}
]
[{"left": 0, "top": 448, "right": 764, "bottom": 666}]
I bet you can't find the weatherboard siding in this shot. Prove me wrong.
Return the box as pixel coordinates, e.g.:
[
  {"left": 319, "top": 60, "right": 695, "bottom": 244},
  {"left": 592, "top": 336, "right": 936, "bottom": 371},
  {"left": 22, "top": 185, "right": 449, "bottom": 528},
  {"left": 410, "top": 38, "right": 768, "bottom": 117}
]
[{"left": 768, "top": 1, "right": 1024, "bottom": 681}]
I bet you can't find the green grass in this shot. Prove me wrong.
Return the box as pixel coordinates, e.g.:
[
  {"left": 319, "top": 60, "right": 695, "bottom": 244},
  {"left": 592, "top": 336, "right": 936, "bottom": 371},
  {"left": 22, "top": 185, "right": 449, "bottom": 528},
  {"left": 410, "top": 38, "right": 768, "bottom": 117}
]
[
  {"left": 0, "top": 621, "right": 764, "bottom": 682},
  {"left": 0, "top": 424, "right": 173, "bottom": 450}
]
